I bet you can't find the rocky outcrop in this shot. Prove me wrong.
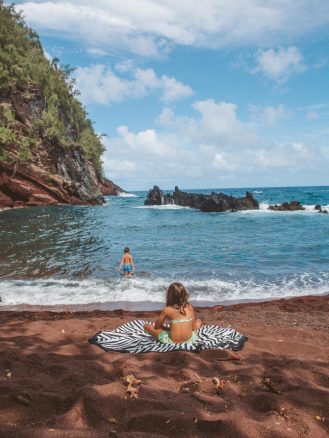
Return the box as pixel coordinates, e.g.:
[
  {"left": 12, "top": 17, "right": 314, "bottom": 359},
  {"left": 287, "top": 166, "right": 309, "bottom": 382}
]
[
  {"left": 144, "top": 186, "right": 259, "bottom": 212},
  {"left": 268, "top": 201, "right": 305, "bottom": 211},
  {"left": 99, "top": 177, "right": 123, "bottom": 196},
  {"left": 0, "top": 160, "right": 103, "bottom": 208},
  {"left": 315, "top": 204, "right": 328, "bottom": 214},
  {"left": 0, "top": 90, "right": 123, "bottom": 209},
  {"left": 0, "top": 161, "right": 125, "bottom": 209}
]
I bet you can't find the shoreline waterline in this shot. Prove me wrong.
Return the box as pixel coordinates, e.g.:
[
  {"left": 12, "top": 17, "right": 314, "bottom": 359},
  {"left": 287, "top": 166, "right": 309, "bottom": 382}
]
[{"left": 1, "top": 290, "right": 328, "bottom": 313}]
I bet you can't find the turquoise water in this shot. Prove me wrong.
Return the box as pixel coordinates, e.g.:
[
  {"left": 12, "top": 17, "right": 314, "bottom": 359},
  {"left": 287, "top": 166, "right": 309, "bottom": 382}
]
[{"left": 0, "top": 186, "right": 329, "bottom": 308}]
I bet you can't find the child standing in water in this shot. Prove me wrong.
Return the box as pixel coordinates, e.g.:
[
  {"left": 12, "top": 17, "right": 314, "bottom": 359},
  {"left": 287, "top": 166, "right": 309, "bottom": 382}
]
[
  {"left": 118, "top": 247, "right": 135, "bottom": 276},
  {"left": 144, "top": 282, "right": 201, "bottom": 344}
]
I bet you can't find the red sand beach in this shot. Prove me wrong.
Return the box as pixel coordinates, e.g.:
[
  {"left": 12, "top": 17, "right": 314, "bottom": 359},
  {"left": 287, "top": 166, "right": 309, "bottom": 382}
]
[{"left": 0, "top": 294, "right": 328, "bottom": 438}]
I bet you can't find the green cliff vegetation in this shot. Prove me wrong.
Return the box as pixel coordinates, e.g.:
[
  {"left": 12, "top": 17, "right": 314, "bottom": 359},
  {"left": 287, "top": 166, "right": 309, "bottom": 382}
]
[{"left": 0, "top": 1, "right": 104, "bottom": 172}]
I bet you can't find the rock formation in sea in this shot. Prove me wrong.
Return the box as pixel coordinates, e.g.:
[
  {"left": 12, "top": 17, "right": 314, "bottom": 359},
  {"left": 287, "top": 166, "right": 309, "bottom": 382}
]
[
  {"left": 315, "top": 204, "right": 328, "bottom": 214},
  {"left": 268, "top": 201, "right": 305, "bottom": 211},
  {"left": 0, "top": 4, "right": 122, "bottom": 209},
  {"left": 145, "top": 186, "right": 259, "bottom": 212}
]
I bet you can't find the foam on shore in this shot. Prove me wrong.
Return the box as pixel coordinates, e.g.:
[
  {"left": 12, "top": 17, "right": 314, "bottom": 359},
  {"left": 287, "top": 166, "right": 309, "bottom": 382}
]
[{"left": 1, "top": 272, "right": 329, "bottom": 309}]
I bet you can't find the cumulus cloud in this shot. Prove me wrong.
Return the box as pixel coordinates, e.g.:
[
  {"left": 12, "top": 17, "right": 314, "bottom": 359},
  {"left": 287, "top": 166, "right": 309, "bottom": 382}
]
[
  {"left": 74, "top": 64, "right": 193, "bottom": 104},
  {"left": 157, "top": 100, "right": 259, "bottom": 148},
  {"left": 103, "top": 99, "right": 259, "bottom": 187},
  {"left": 253, "top": 143, "right": 315, "bottom": 169},
  {"left": 103, "top": 100, "right": 327, "bottom": 189},
  {"left": 17, "top": 1, "right": 329, "bottom": 57},
  {"left": 252, "top": 46, "right": 306, "bottom": 83}
]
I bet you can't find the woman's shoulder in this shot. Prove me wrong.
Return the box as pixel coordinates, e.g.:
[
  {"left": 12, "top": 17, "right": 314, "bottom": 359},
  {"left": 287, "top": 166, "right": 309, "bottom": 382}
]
[{"left": 163, "top": 305, "right": 174, "bottom": 315}]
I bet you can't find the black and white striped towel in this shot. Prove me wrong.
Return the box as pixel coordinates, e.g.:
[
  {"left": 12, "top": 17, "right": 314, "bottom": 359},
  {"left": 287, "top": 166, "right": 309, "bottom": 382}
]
[{"left": 88, "top": 319, "right": 248, "bottom": 353}]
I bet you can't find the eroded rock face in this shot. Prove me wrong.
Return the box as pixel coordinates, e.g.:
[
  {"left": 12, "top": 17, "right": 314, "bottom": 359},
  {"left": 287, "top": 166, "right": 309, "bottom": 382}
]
[
  {"left": 0, "top": 86, "right": 123, "bottom": 209},
  {"left": 144, "top": 186, "right": 259, "bottom": 212},
  {"left": 99, "top": 177, "right": 123, "bottom": 196},
  {"left": 0, "top": 161, "right": 104, "bottom": 208},
  {"left": 268, "top": 201, "right": 305, "bottom": 211},
  {"left": 0, "top": 160, "right": 125, "bottom": 209}
]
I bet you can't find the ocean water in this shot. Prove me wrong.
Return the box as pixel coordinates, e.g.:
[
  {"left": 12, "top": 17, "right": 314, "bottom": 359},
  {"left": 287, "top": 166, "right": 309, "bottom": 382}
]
[{"left": 0, "top": 186, "right": 329, "bottom": 309}]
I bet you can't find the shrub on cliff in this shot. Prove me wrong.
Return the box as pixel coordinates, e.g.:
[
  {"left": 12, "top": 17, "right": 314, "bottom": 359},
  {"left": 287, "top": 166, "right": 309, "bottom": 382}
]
[{"left": 0, "top": 1, "right": 104, "bottom": 173}]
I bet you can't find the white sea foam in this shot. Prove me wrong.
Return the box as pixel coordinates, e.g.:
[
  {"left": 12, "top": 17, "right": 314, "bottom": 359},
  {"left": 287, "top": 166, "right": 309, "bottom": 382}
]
[
  {"left": 253, "top": 190, "right": 263, "bottom": 194},
  {"left": 303, "top": 204, "right": 329, "bottom": 212},
  {"left": 117, "top": 192, "right": 138, "bottom": 198},
  {"left": 134, "top": 204, "right": 190, "bottom": 210},
  {"left": 239, "top": 202, "right": 329, "bottom": 215},
  {"left": 133, "top": 202, "right": 328, "bottom": 214},
  {"left": 1, "top": 272, "right": 328, "bottom": 308}
]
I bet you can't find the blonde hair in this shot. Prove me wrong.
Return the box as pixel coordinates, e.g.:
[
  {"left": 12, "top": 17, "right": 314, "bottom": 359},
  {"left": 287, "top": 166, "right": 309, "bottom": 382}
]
[{"left": 166, "top": 282, "right": 189, "bottom": 315}]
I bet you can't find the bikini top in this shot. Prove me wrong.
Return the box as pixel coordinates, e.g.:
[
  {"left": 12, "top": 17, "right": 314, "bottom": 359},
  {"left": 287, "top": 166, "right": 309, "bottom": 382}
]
[{"left": 171, "top": 317, "right": 193, "bottom": 324}]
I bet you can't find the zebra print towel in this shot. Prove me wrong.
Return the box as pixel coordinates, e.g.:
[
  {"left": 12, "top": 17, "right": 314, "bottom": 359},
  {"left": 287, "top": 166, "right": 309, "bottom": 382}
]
[{"left": 88, "top": 319, "right": 248, "bottom": 354}]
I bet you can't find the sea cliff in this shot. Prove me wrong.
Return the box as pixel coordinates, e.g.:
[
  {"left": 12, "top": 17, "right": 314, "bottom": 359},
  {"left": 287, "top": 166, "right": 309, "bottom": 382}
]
[{"left": 0, "top": 3, "right": 121, "bottom": 209}]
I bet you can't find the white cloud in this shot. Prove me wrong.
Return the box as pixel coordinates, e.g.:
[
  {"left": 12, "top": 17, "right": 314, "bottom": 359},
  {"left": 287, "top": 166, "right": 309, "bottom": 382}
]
[
  {"left": 157, "top": 100, "right": 260, "bottom": 148},
  {"left": 252, "top": 46, "right": 306, "bottom": 82},
  {"left": 103, "top": 101, "right": 327, "bottom": 189},
  {"left": 116, "top": 126, "right": 173, "bottom": 158},
  {"left": 103, "top": 99, "right": 260, "bottom": 186},
  {"left": 102, "top": 158, "right": 137, "bottom": 180},
  {"left": 213, "top": 152, "right": 237, "bottom": 171},
  {"left": 253, "top": 143, "right": 315, "bottom": 169},
  {"left": 160, "top": 75, "right": 193, "bottom": 102},
  {"left": 74, "top": 64, "right": 193, "bottom": 104},
  {"left": 115, "top": 60, "right": 135, "bottom": 73},
  {"left": 17, "top": 1, "right": 329, "bottom": 57},
  {"left": 86, "top": 47, "right": 107, "bottom": 57},
  {"left": 249, "top": 104, "right": 290, "bottom": 126}
]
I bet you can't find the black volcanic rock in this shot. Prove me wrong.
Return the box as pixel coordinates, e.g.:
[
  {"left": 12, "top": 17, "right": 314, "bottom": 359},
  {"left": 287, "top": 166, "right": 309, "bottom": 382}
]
[
  {"left": 268, "top": 201, "right": 305, "bottom": 211},
  {"left": 314, "top": 204, "right": 328, "bottom": 214},
  {"left": 144, "top": 186, "right": 259, "bottom": 212},
  {"left": 144, "top": 185, "right": 164, "bottom": 205}
]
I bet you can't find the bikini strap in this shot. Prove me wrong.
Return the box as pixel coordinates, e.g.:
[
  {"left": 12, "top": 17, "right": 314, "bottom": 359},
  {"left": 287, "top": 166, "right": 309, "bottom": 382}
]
[{"left": 171, "top": 317, "right": 193, "bottom": 324}]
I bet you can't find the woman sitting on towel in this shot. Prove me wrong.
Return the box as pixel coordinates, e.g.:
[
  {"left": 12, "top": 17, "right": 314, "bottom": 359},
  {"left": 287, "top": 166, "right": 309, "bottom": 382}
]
[{"left": 144, "top": 282, "right": 201, "bottom": 344}]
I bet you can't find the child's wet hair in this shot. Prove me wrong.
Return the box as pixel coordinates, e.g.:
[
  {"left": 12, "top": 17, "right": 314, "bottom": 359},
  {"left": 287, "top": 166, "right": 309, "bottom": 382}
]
[
  {"left": 124, "top": 247, "right": 130, "bottom": 253},
  {"left": 166, "top": 282, "right": 189, "bottom": 315}
]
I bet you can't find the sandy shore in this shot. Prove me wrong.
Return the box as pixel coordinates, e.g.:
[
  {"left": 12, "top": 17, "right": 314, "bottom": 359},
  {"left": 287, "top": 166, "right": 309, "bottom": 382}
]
[{"left": 0, "top": 294, "right": 328, "bottom": 438}]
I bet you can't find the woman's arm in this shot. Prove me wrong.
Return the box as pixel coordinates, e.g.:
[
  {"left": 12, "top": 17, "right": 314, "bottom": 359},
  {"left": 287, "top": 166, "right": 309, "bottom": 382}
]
[
  {"left": 154, "top": 309, "right": 167, "bottom": 330},
  {"left": 191, "top": 306, "right": 197, "bottom": 330}
]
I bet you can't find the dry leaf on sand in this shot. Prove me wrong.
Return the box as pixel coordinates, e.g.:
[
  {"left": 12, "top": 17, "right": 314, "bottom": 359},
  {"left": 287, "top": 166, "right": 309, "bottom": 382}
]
[
  {"left": 261, "top": 377, "right": 281, "bottom": 395},
  {"left": 177, "top": 380, "right": 199, "bottom": 393},
  {"left": 123, "top": 374, "right": 142, "bottom": 398}
]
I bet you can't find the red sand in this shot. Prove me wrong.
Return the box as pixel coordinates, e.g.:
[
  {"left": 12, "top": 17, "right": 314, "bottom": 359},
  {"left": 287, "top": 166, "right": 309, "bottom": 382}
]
[{"left": 0, "top": 294, "right": 328, "bottom": 437}]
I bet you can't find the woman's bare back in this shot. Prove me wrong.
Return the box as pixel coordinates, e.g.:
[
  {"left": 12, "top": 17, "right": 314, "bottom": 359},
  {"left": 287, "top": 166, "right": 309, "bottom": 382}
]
[{"left": 167, "top": 305, "right": 195, "bottom": 343}]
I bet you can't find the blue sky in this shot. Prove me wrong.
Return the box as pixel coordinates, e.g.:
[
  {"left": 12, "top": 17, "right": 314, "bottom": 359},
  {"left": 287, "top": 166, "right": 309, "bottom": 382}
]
[{"left": 12, "top": 0, "right": 329, "bottom": 190}]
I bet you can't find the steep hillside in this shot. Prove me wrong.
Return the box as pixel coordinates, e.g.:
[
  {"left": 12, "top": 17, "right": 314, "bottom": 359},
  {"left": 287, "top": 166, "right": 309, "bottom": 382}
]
[{"left": 0, "top": 2, "right": 121, "bottom": 209}]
